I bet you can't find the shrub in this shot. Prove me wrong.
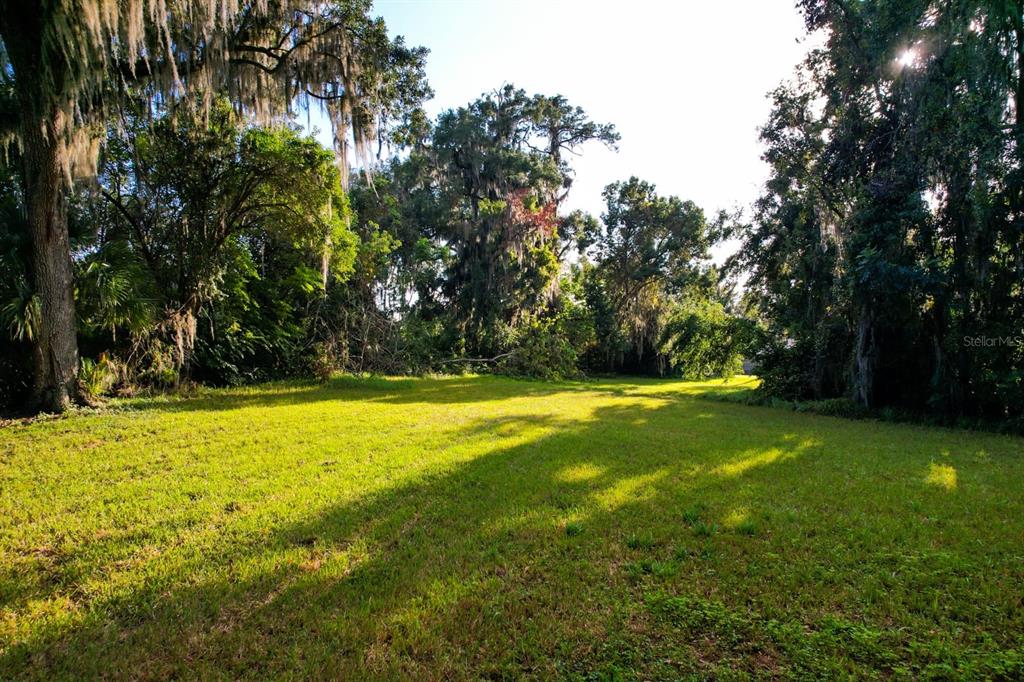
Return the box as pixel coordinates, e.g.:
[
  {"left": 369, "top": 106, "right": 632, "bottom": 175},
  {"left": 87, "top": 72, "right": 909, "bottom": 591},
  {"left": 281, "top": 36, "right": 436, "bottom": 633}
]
[
  {"left": 310, "top": 342, "right": 338, "bottom": 382},
  {"left": 497, "top": 314, "right": 581, "bottom": 381},
  {"left": 659, "top": 299, "right": 753, "bottom": 379},
  {"left": 79, "top": 355, "right": 116, "bottom": 400}
]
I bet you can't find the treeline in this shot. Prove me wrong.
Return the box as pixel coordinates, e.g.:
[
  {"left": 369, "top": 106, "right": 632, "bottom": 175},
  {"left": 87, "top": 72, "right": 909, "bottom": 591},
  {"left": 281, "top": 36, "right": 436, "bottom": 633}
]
[
  {"left": 1, "top": 0, "right": 432, "bottom": 411},
  {"left": 0, "top": 84, "right": 750, "bottom": 407},
  {"left": 337, "top": 87, "right": 750, "bottom": 381},
  {"left": 1, "top": 0, "right": 754, "bottom": 413},
  {"left": 4, "top": 1, "right": 1022, "bottom": 431},
  {"left": 731, "top": 0, "right": 1024, "bottom": 430}
]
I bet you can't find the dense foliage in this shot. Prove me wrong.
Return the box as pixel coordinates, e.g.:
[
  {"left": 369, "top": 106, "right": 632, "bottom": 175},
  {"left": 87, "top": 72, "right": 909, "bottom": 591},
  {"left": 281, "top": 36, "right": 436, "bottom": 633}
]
[
  {"left": 0, "top": 78, "right": 747, "bottom": 408},
  {"left": 0, "top": 0, "right": 428, "bottom": 411},
  {"left": 293, "top": 87, "right": 744, "bottom": 384},
  {"left": 731, "top": 0, "right": 1024, "bottom": 429},
  {"left": 6, "top": 1, "right": 1019, "bottom": 429}
]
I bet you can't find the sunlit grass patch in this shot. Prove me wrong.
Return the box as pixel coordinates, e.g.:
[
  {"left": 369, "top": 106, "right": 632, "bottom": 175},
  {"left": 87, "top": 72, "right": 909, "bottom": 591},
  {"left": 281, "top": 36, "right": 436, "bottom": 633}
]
[
  {"left": 1, "top": 374, "right": 1022, "bottom": 679},
  {"left": 925, "top": 462, "right": 958, "bottom": 491},
  {"left": 556, "top": 462, "right": 606, "bottom": 483}
]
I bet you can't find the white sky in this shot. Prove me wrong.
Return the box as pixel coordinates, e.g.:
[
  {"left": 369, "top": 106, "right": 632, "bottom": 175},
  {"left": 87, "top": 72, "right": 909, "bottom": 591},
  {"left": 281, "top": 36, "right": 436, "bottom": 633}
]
[{"left": 310, "top": 0, "right": 815, "bottom": 259}]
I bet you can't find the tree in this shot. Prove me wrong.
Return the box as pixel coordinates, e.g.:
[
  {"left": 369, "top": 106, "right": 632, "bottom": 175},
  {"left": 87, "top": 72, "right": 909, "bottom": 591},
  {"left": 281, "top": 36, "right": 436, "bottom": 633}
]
[
  {"left": 659, "top": 297, "right": 752, "bottom": 380},
  {"left": 0, "top": 0, "right": 426, "bottom": 411},
  {"left": 738, "top": 0, "right": 1024, "bottom": 426},
  {"left": 91, "top": 100, "right": 354, "bottom": 381},
  {"left": 727, "top": 77, "right": 851, "bottom": 400},
  {"left": 421, "top": 85, "right": 617, "bottom": 355},
  {"left": 327, "top": 87, "right": 620, "bottom": 372},
  {"left": 583, "top": 177, "right": 710, "bottom": 372}
]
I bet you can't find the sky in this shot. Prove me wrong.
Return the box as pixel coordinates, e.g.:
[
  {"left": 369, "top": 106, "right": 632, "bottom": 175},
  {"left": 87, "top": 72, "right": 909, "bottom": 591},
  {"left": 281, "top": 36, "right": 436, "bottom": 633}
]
[{"left": 311, "top": 0, "right": 815, "bottom": 257}]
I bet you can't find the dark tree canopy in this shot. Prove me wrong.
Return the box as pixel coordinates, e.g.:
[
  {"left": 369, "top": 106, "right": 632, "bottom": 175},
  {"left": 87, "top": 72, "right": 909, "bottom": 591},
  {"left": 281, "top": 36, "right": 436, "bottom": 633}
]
[
  {"left": 4, "top": 0, "right": 1017, "bottom": 429},
  {"left": 732, "top": 0, "right": 1024, "bottom": 426}
]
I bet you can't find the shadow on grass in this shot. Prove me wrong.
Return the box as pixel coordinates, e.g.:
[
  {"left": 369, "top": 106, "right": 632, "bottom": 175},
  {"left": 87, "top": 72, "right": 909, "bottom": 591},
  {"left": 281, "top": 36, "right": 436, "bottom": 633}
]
[
  {"left": 2, "top": 376, "right": 1020, "bottom": 679},
  {"left": 118, "top": 375, "right": 593, "bottom": 415},
  {"left": 118, "top": 373, "right": 756, "bottom": 416}
]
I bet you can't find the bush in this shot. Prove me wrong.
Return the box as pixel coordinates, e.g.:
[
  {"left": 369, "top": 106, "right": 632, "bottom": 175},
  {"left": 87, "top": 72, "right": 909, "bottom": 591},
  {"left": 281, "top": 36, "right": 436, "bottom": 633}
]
[
  {"left": 136, "top": 338, "right": 181, "bottom": 388},
  {"left": 398, "top": 315, "right": 455, "bottom": 374},
  {"left": 310, "top": 342, "right": 338, "bottom": 382},
  {"left": 497, "top": 314, "right": 581, "bottom": 381},
  {"left": 659, "top": 299, "right": 752, "bottom": 379},
  {"left": 752, "top": 339, "right": 815, "bottom": 401},
  {"left": 793, "top": 398, "right": 869, "bottom": 419},
  {"left": 78, "top": 355, "right": 116, "bottom": 400}
]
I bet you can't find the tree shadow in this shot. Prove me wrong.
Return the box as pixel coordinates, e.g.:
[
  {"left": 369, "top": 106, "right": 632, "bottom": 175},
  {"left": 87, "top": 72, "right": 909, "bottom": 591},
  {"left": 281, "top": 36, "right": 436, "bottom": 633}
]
[
  {"left": 2, "top": 376, "right": 1020, "bottom": 679},
  {"left": 117, "top": 374, "right": 622, "bottom": 416},
  {"left": 114, "top": 374, "right": 756, "bottom": 417}
]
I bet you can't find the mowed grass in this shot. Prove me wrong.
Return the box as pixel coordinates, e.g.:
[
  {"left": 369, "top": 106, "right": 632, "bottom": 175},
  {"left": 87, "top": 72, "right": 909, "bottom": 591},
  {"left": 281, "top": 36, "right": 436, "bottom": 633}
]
[{"left": 1, "top": 375, "right": 1023, "bottom": 679}]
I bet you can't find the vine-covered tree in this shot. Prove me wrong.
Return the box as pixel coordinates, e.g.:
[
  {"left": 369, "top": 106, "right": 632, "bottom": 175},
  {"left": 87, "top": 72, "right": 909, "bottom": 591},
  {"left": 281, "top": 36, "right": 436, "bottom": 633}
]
[{"left": 422, "top": 85, "right": 618, "bottom": 355}]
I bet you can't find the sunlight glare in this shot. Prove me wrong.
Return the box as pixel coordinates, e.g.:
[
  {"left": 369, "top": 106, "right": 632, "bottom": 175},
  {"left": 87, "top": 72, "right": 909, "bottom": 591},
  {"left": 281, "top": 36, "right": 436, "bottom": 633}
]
[
  {"left": 592, "top": 471, "right": 668, "bottom": 511},
  {"left": 896, "top": 48, "right": 918, "bottom": 68}
]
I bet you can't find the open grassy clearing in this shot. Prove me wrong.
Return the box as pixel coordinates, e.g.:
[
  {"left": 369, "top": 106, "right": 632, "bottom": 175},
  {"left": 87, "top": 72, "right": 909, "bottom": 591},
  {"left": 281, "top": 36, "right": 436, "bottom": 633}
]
[{"left": 1, "top": 375, "right": 1022, "bottom": 679}]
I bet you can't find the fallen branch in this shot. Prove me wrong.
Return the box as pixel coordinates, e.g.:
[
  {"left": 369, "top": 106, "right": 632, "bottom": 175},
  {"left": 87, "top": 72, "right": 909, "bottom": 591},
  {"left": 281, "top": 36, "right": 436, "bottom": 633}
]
[{"left": 437, "top": 351, "right": 516, "bottom": 366}]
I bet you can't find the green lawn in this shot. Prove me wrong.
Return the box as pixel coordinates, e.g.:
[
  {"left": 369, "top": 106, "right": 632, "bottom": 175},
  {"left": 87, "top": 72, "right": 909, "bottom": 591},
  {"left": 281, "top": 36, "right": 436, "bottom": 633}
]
[{"left": 1, "top": 375, "right": 1022, "bottom": 679}]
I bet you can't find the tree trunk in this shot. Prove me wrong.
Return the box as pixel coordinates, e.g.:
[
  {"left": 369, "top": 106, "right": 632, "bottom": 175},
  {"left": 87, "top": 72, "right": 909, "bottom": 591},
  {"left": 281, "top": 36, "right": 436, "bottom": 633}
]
[
  {"left": 321, "top": 239, "right": 332, "bottom": 292},
  {"left": 22, "top": 107, "right": 81, "bottom": 412},
  {"left": 2, "top": 6, "right": 82, "bottom": 412},
  {"left": 852, "top": 304, "right": 876, "bottom": 408},
  {"left": 1013, "top": 1, "right": 1024, "bottom": 139}
]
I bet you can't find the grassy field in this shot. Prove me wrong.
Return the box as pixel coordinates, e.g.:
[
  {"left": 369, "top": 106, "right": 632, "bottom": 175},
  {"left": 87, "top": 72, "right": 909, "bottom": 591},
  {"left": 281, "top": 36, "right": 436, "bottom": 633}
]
[{"left": 1, "top": 375, "right": 1022, "bottom": 679}]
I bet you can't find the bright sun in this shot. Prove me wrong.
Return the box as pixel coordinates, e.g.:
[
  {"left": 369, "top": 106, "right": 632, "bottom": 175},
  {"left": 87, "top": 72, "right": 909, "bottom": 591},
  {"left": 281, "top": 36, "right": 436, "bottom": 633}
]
[{"left": 897, "top": 48, "right": 918, "bottom": 68}]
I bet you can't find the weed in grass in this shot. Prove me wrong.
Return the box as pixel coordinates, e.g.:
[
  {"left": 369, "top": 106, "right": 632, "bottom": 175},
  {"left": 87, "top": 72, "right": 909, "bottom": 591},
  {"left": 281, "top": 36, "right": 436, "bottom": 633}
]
[
  {"left": 682, "top": 505, "right": 704, "bottom": 526},
  {"left": 649, "top": 560, "right": 678, "bottom": 578},
  {"left": 565, "top": 521, "right": 583, "bottom": 537},
  {"left": 693, "top": 521, "right": 718, "bottom": 538},
  {"left": 735, "top": 519, "right": 758, "bottom": 536},
  {"left": 624, "top": 561, "right": 648, "bottom": 580},
  {"left": 625, "top": 533, "right": 659, "bottom": 550},
  {"left": 625, "top": 560, "right": 677, "bottom": 580}
]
